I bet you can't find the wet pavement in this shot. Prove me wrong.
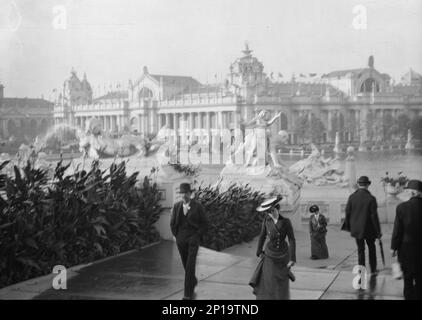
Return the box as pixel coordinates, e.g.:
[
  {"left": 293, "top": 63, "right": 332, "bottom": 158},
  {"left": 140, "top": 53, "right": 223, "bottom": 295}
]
[{"left": 20, "top": 223, "right": 402, "bottom": 300}]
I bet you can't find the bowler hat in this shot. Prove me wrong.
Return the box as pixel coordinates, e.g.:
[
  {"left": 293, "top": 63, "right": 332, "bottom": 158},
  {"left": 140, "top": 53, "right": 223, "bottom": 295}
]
[
  {"left": 357, "top": 176, "right": 371, "bottom": 185},
  {"left": 309, "top": 205, "right": 319, "bottom": 213},
  {"left": 404, "top": 179, "right": 422, "bottom": 192},
  {"left": 178, "top": 183, "right": 194, "bottom": 193},
  {"left": 257, "top": 196, "right": 283, "bottom": 212}
]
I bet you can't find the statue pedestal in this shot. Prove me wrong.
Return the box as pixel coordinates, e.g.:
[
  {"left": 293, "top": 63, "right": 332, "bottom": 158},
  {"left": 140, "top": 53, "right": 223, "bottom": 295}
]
[
  {"left": 405, "top": 142, "right": 415, "bottom": 150},
  {"left": 300, "top": 185, "right": 350, "bottom": 225},
  {"left": 219, "top": 164, "right": 303, "bottom": 230}
]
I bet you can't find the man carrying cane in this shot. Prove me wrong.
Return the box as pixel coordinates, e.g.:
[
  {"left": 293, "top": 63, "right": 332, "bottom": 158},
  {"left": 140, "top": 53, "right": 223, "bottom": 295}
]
[
  {"left": 344, "top": 176, "right": 382, "bottom": 276},
  {"left": 170, "top": 183, "right": 209, "bottom": 300}
]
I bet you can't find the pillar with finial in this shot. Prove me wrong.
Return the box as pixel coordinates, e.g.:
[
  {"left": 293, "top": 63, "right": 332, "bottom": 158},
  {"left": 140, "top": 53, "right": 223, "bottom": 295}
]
[
  {"left": 333, "top": 131, "right": 340, "bottom": 153},
  {"left": 405, "top": 128, "right": 415, "bottom": 150},
  {"left": 344, "top": 146, "right": 357, "bottom": 192},
  {"left": 368, "top": 55, "right": 374, "bottom": 69},
  {"left": 324, "top": 86, "right": 330, "bottom": 101}
]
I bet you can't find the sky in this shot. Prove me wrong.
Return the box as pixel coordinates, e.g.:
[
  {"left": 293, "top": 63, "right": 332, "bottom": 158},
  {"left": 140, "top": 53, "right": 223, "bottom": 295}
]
[{"left": 0, "top": 0, "right": 421, "bottom": 99}]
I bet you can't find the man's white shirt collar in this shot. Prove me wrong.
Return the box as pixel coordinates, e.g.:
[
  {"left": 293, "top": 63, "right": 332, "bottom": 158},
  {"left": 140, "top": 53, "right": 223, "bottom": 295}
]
[{"left": 183, "top": 202, "right": 191, "bottom": 215}]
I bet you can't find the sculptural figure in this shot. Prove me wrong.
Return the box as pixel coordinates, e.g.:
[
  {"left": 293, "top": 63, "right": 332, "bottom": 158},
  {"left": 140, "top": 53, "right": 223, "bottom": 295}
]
[
  {"left": 289, "top": 144, "right": 349, "bottom": 186},
  {"left": 405, "top": 129, "right": 415, "bottom": 150},
  {"left": 79, "top": 118, "right": 174, "bottom": 161},
  {"left": 344, "top": 146, "right": 356, "bottom": 191},
  {"left": 229, "top": 109, "right": 283, "bottom": 167}
]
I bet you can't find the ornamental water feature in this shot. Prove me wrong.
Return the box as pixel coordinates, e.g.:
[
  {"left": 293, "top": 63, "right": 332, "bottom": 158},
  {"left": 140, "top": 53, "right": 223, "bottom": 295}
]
[{"left": 1, "top": 120, "right": 421, "bottom": 232}]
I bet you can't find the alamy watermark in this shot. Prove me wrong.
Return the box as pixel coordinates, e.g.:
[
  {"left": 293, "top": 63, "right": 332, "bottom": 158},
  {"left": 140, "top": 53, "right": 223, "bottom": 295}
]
[
  {"left": 154, "top": 126, "right": 271, "bottom": 166},
  {"left": 352, "top": 265, "right": 368, "bottom": 290},
  {"left": 52, "top": 265, "right": 67, "bottom": 290},
  {"left": 352, "top": 4, "right": 367, "bottom": 30}
]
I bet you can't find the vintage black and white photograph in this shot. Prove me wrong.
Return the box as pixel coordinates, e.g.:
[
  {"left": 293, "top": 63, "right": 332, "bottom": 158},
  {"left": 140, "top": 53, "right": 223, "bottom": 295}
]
[{"left": 0, "top": 0, "right": 421, "bottom": 304}]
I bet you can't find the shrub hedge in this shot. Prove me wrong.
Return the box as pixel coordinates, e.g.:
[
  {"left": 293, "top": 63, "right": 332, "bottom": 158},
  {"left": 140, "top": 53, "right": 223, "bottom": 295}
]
[
  {"left": 196, "top": 182, "right": 266, "bottom": 251},
  {"left": 0, "top": 160, "right": 162, "bottom": 289}
]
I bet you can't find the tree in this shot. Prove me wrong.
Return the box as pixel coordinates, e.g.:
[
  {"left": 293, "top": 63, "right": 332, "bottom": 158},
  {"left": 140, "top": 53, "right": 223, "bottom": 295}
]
[
  {"left": 409, "top": 116, "right": 422, "bottom": 141},
  {"left": 293, "top": 115, "right": 308, "bottom": 145},
  {"left": 293, "top": 114, "right": 325, "bottom": 144},
  {"left": 390, "top": 113, "right": 410, "bottom": 140},
  {"left": 309, "top": 115, "right": 326, "bottom": 144},
  {"left": 382, "top": 112, "right": 395, "bottom": 141},
  {"left": 365, "top": 111, "right": 376, "bottom": 141},
  {"left": 330, "top": 113, "right": 341, "bottom": 141}
]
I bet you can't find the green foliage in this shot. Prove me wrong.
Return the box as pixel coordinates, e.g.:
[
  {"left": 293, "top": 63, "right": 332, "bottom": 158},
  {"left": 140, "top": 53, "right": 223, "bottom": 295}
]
[
  {"left": 380, "top": 171, "right": 409, "bottom": 187},
  {"left": 309, "top": 115, "right": 326, "bottom": 144},
  {"left": 195, "top": 182, "right": 266, "bottom": 251},
  {"left": 293, "top": 114, "right": 326, "bottom": 144},
  {"left": 169, "top": 162, "right": 201, "bottom": 177},
  {"left": 0, "top": 160, "right": 162, "bottom": 289},
  {"left": 409, "top": 116, "right": 422, "bottom": 141},
  {"left": 395, "top": 114, "right": 411, "bottom": 139},
  {"left": 293, "top": 115, "right": 308, "bottom": 144}
]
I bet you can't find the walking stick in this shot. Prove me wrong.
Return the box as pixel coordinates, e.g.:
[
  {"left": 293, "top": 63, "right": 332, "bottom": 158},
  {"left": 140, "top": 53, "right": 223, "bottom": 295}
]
[{"left": 378, "top": 238, "right": 386, "bottom": 268}]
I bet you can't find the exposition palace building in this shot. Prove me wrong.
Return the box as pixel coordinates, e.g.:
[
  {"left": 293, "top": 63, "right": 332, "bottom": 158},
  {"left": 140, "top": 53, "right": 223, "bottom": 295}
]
[
  {"left": 53, "top": 45, "right": 422, "bottom": 146},
  {"left": 0, "top": 84, "right": 54, "bottom": 141}
]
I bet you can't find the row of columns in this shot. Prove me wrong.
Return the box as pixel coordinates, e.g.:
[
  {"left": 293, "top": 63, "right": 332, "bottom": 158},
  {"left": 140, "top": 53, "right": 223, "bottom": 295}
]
[
  {"left": 1, "top": 118, "right": 52, "bottom": 138},
  {"left": 290, "top": 107, "right": 416, "bottom": 144},
  {"left": 74, "top": 115, "right": 127, "bottom": 133},
  {"left": 156, "top": 110, "right": 240, "bottom": 133}
]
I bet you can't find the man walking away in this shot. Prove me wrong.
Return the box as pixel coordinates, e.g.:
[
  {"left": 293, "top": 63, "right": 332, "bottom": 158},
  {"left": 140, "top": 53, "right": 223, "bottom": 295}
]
[
  {"left": 344, "top": 176, "right": 382, "bottom": 275},
  {"left": 391, "top": 180, "right": 422, "bottom": 300},
  {"left": 170, "top": 183, "right": 209, "bottom": 300}
]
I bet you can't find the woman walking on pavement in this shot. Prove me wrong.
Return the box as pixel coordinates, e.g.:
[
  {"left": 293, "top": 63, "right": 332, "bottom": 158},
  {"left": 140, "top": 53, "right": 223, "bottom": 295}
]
[
  {"left": 249, "top": 196, "right": 296, "bottom": 300},
  {"left": 309, "top": 205, "right": 329, "bottom": 260}
]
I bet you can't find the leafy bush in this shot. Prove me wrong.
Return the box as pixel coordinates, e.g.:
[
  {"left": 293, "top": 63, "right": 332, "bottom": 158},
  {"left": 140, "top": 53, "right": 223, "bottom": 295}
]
[
  {"left": 0, "top": 160, "right": 162, "bottom": 289},
  {"left": 169, "top": 162, "right": 200, "bottom": 177},
  {"left": 380, "top": 171, "right": 409, "bottom": 187},
  {"left": 195, "top": 182, "right": 266, "bottom": 251}
]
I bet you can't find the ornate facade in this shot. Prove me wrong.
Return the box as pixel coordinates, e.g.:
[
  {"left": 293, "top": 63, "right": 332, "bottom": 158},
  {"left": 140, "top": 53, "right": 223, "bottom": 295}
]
[
  {"left": 0, "top": 83, "right": 54, "bottom": 141},
  {"left": 53, "top": 45, "right": 422, "bottom": 147}
]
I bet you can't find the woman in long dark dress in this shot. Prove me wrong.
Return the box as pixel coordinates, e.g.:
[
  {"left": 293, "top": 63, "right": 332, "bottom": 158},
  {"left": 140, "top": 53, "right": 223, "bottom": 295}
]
[
  {"left": 309, "top": 205, "right": 329, "bottom": 259},
  {"left": 250, "top": 197, "right": 296, "bottom": 300}
]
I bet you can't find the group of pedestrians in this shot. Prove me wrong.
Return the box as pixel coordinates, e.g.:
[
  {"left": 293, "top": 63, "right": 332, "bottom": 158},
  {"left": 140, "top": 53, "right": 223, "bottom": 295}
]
[
  {"left": 343, "top": 176, "right": 422, "bottom": 300},
  {"left": 169, "top": 176, "right": 421, "bottom": 300}
]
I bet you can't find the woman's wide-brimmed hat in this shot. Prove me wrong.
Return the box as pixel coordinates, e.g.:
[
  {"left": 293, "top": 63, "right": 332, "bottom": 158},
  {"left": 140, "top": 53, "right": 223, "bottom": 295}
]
[{"left": 256, "top": 196, "right": 283, "bottom": 212}]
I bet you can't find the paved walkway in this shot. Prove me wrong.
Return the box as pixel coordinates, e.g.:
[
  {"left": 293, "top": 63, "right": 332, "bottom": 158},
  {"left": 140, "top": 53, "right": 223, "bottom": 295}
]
[{"left": 0, "top": 224, "right": 403, "bottom": 300}]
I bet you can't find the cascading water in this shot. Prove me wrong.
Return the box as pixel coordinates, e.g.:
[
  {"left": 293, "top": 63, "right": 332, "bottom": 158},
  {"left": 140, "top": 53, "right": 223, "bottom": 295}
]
[{"left": 33, "top": 123, "right": 84, "bottom": 152}]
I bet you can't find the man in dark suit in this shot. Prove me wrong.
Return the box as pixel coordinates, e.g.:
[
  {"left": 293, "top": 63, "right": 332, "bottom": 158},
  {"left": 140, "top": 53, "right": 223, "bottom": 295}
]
[
  {"left": 391, "top": 179, "right": 422, "bottom": 300},
  {"left": 344, "top": 176, "right": 382, "bottom": 275},
  {"left": 170, "top": 183, "right": 208, "bottom": 300}
]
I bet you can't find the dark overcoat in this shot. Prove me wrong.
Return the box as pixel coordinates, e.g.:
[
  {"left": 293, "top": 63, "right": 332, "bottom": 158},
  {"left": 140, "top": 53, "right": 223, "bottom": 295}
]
[
  {"left": 391, "top": 196, "right": 422, "bottom": 275},
  {"left": 170, "top": 199, "right": 208, "bottom": 239},
  {"left": 344, "top": 188, "right": 381, "bottom": 239}
]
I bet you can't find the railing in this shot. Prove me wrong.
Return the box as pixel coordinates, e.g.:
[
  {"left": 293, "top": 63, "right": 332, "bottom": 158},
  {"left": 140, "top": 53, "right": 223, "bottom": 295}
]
[
  {"left": 71, "top": 102, "right": 125, "bottom": 112},
  {"left": 159, "top": 95, "right": 238, "bottom": 107}
]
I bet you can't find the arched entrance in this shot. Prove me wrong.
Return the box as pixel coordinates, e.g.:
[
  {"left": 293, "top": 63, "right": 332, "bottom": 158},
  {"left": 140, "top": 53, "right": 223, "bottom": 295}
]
[
  {"left": 360, "top": 78, "right": 380, "bottom": 93},
  {"left": 139, "top": 87, "right": 154, "bottom": 100},
  {"left": 130, "top": 117, "right": 139, "bottom": 133},
  {"left": 39, "top": 118, "right": 49, "bottom": 135},
  {"left": 7, "top": 120, "right": 18, "bottom": 138},
  {"left": 19, "top": 119, "right": 27, "bottom": 138},
  {"left": 280, "top": 113, "right": 288, "bottom": 130},
  {"left": 29, "top": 119, "right": 37, "bottom": 137}
]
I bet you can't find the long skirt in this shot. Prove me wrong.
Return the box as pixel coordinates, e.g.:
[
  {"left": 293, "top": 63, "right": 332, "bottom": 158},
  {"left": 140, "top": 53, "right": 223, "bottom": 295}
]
[
  {"left": 250, "top": 254, "right": 290, "bottom": 300},
  {"left": 310, "top": 232, "right": 329, "bottom": 259}
]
